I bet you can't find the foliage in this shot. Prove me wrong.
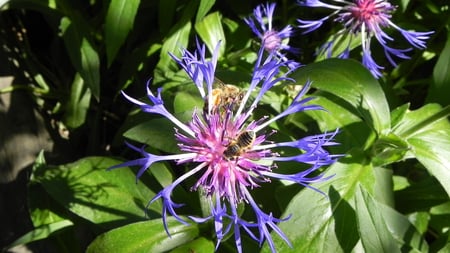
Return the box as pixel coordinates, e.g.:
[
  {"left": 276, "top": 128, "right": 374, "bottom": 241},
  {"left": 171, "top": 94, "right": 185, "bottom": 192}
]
[{"left": 1, "top": 0, "right": 449, "bottom": 252}]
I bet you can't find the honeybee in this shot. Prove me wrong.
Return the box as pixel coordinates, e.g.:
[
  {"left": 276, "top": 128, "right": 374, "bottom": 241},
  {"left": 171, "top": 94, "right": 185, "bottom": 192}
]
[
  {"left": 223, "top": 130, "right": 256, "bottom": 159},
  {"left": 204, "top": 78, "right": 244, "bottom": 113}
]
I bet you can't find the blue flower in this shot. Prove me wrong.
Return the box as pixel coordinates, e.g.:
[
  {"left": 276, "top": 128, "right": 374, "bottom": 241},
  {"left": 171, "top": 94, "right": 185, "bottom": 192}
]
[
  {"left": 110, "top": 40, "right": 339, "bottom": 253},
  {"left": 297, "top": 0, "right": 434, "bottom": 78},
  {"left": 245, "top": 2, "right": 300, "bottom": 69}
]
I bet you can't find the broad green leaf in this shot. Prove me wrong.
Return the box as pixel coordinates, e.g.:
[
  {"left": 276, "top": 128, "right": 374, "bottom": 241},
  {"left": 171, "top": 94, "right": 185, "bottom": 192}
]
[
  {"left": 355, "top": 185, "right": 401, "bottom": 253},
  {"left": 32, "top": 156, "right": 160, "bottom": 227},
  {"left": 305, "top": 95, "right": 371, "bottom": 152},
  {"left": 62, "top": 73, "right": 91, "bottom": 129},
  {"left": 28, "top": 152, "right": 69, "bottom": 226},
  {"left": 60, "top": 17, "right": 100, "bottom": 100},
  {"left": 155, "top": 1, "right": 196, "bottom": 76},
  {"left": 105, "top": 0, "right": 140, "bottom": 66},
  {"left": 264, "top": 152, "right": 376, "bottom": 253},
  {"left": 292, "top": 59, "right": 391, "bottom": 135},
  {"left": 123, "top": 118, "right": 179, "bottom": 154},
  {"left": 195, "top": 12, "right": 225, "bottom": 58},
  {"left": 392, "top": 104, "right": 450, "bottom": 196},
  {"left": 86, "top": 217, "right": 200, "bottom": 253},
  {"left": 428, "top": 30, "right": 450, "bottom": 106},
  {"left": 150, "top": 163, "right": 174, "bottom": 188},
  {"left": 155, "top": 20, "right": 192, "bottom": 77},
  {"left": 390, "top": 103, "right": 410, "bottom": 128},
  {"left": 170, "top": 237, "right": 215, "bottom": 253},
  {"left": 195, "top": 0, "right": 215, "bottom": 23},
  {"left": 357, "top": 186, "right": 429, "bottom": 253},
  {"left": 173, "top": 91, "right": 203, "bottom": 114},
  {"left": 6, "top": 220, "right": 73, "bottom": 249}
]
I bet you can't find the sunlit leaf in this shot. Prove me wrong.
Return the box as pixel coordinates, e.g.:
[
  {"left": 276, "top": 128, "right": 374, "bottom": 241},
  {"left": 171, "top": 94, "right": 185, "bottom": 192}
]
[
  {"left": 355, "top": 185, "right": 400, "bottom": 253},
  {"left": 195, "top": 12, "right": 225, "bottom": 58},
  {"left": 32, "top": 157, "right": 160, "bottom": 228},
  {"left": 170, "top": 237, "right": 215, "bottom": 253},
  {"left": 263, "top": 152, "right": 376, "bottom": 253},
  {"left": 123, "top": 118, "right": 179, "bottom": 154},
  {"left": 60, "top": 17, "right": 100, "bottom": 100},
  {"left": 428, "top": 30, "right": 450, "bottom": 106},
  {"left": 392, "top": 104, "right": 450, "bottom": 196},
  {"left": 105, "top": 0, "right": 140, "bottom": 66},
  {"left": 86, "top": 217, "right": 200, "bottom": 253},
  {"left": 293, "top": 59, "right": 391, "bottom": 135},
  {"left": 62, "top": 73, "right": 91, "bottom": 129},
  {"left": 6, "top": 220, "right": 73, "bottom": 249},
  {"left": 196, "top": 0, "right": 215, "bottom": 23}
]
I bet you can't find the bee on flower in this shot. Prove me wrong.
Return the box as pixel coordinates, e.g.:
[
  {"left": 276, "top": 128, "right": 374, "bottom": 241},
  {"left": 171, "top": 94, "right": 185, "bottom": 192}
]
[
  {"left": 297, "top": 0, "right": 434, "bottom": 78},
  {"left": 109, "top": 40, "right": 340, "bottom": 253}
]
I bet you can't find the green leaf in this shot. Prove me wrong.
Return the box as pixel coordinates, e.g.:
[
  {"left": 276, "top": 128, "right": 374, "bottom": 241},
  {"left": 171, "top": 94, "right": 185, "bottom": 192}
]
[
  {"left": 60, "top": 17, "right": 100, "bottom": 101},
  {"left": 390, "top": 103, "right": 410, "bottom": 128},
  {"left": 428, "top": 30, "right": 450, "bottom": 106},
  {"left": 292, "top": 59, "right": 391, "bottom": 135},
  {"left": 86, "top": 217, "right": 200, "bottom": 253},
  {"left": 105, "top": 0, "right": 140, "bottom": 66},
  {"left": 123, "top": 118, "right": 179, "bottom": 154},
  {"left": 170, "top": 237, "right": 215, "bottom": 253},
  {"left": 6, "top": 220, "right": 74, "bottom": 249},
  {"left": 392, "top": 104, "right": 450, "bottom": 196},
  {"left": 195, "top": 12, "right": 225, "bottom": 58},
  {"left": 355, "top": 185, "right": 401, "bottom": 253},
  {"left": 304, "top": 95, "right": 371, "bottom": 152},
  {"left": 32, "top": 157, "right": 160, "bottom": 227},
  {"left": 356, "top": 185, "right": 428, "bottom": 253},
  {"left": 173, "top": 91, "right": 203, "bottom": 114},
  {"left": 62, "top": 73, "right": 91, "bottom": 129},
  {"left": 195, "top": 0, "right": 215, "bottom": 23},
  {"left": 264, "top": 152, "right": 376, "bottom": 253},
  {"left": 155, "top": 1, "right": 196, "bottom": 75}
]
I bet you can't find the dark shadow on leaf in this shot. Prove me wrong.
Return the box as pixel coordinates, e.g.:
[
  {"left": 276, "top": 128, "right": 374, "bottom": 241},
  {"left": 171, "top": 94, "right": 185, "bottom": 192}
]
[
  {"left": 34, "top": 160, "right": 148, "bottom": 230},
  {"left": 329, "top": 186, "right": 359, "bottom": 253}
]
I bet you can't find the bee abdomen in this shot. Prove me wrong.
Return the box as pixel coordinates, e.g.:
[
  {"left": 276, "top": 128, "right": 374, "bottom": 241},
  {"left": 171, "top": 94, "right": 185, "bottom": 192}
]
[
  {"left": 223, "top": 144, "right": 241, "bottom": 158},
  {"left": 236, "top": 131, "right": 255, "bottom": 147}
]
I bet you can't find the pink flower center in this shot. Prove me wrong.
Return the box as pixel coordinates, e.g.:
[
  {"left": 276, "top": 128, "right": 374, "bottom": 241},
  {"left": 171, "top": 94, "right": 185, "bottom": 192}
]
[
  {"left": 262, "top": 30, "right": 281, "bottom": 52},
  {"left": 349, "top": 0, "right": 393, "bottom": 27}
]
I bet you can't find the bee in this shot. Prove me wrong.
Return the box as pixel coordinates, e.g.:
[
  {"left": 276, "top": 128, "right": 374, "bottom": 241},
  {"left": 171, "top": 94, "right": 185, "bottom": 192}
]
[
  {"left": 223, "top": 130, "right": 256, "bottom": 159},
  {"left": 204, "top": 78, "right": 244, "bottom": 113}
]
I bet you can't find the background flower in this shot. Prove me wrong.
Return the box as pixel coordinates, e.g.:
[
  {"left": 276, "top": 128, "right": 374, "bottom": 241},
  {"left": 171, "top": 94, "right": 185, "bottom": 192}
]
[
  {"left": 245, "top": 2, "right": 300, "bottom": 69},
  {"left": 297, "top": 0, "right": 433, "bottom": 77}
]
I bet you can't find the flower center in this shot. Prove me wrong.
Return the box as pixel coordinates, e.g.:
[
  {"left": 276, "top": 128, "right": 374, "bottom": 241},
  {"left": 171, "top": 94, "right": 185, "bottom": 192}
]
[
  {"left": 349, "top": 0, "right": 394, "bottom": 28},
  {"left": 262, "top": 30, "right": 281, "bottom": 52}
]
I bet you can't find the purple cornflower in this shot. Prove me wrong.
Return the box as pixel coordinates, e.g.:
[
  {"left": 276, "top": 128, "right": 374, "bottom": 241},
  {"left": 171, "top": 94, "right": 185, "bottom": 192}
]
[
  {"left": 110, "top": 41, "right": 339, "bottom": 253},
  {"left": 245, "top": 2, "right": 300, "bottom": 69},
  {"left": 297, "top": 0, "right": 434, "bottom": 78}
]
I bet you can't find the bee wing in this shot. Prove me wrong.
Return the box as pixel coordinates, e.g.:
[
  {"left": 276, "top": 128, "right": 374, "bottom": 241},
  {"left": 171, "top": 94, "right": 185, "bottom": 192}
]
[{"left": 213, "top": 77, "right": 226, "bottom": 88}]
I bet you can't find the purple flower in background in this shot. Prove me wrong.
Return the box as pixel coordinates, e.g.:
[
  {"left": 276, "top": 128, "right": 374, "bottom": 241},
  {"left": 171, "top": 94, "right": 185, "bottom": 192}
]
[
  {"left": 297, "top": 0, "right": 434, "bottom": 78},
  {"left": 245, "top": 2, "right": 300, "bottom": 69},
  {"left": 110, "top": 41, "right": 339, "bottom": 253}
]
